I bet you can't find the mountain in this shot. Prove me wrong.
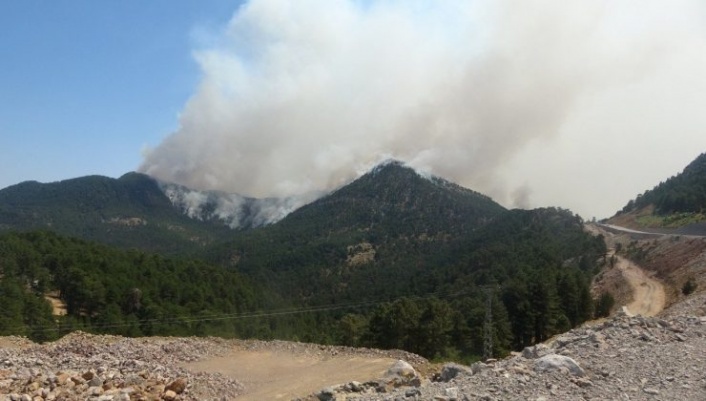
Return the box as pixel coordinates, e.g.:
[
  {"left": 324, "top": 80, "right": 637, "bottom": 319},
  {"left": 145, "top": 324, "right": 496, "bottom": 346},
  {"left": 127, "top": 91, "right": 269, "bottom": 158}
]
[
  {"left": 204, "top": 162, "right": 605, "bottom": 356},
  {"left": 609, "top": 152, "right": 706, "bottom": 231},
  {"left": 0, "top": 162, "right": 502, "bottom": 254},
  {"left": 279, "top": 160, "right": 506, "bottom": 235},
  {"left": 0, "top": 172, "right": 236, "bottom": 253},
  {"left": 0, "top": 161, "right": 606, "bottom": 359},
  {"left": 207, "top": 161, "right": 508, "bottom": 280}
]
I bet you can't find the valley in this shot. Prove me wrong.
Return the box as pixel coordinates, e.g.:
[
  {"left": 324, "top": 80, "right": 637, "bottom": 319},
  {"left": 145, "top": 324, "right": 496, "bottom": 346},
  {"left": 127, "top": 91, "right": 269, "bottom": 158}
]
[{"left": 2, "top": 154, "right": 706, "bottom": 399}]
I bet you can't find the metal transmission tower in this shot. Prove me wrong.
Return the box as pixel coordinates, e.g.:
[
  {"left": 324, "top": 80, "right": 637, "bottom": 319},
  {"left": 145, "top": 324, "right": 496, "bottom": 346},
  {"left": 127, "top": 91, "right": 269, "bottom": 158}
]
[{"left": 482, "top": 286, "right": 495, "bottom": 361}]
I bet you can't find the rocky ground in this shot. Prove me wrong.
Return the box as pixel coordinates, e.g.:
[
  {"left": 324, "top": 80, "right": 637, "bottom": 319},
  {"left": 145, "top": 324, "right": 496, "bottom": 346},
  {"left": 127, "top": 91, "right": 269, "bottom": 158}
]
[
  {"left": 0, "top": 332, "right": 244, "bottom": 401},
  {"left": 311, "top": 295, "right": 706, "bottom": 401},
  {"left": 0, "top": 333, "right": 426, "bottom": 401}
]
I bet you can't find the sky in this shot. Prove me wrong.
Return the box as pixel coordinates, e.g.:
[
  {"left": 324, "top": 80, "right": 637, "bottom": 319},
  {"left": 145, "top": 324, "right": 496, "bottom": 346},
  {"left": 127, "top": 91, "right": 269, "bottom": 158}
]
[{"left": 3, "top": 0, "right": 706, "bottom": 220}]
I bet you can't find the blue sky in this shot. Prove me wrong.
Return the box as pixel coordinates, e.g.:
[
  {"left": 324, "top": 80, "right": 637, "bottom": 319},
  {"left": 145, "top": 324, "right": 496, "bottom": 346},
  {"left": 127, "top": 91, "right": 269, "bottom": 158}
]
[
  {"left": 0, "top": 1, "right": 242, "bottom": 190},
  {"left": 2, "top": 0, "right": 706, "bottom": 219}
]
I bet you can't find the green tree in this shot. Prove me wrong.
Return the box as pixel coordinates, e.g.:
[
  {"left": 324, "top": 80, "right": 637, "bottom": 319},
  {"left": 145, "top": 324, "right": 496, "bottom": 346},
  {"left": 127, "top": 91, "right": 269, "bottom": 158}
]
[{"left": 338, "top": 313, "right": 368, "bottom": 346}]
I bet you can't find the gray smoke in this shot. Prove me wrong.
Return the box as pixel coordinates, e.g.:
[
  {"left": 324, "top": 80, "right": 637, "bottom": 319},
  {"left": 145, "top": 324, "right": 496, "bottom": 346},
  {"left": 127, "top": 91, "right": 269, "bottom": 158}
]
[
  {"left": 140, "top": 0, "right": 706, "bottom": 218},
  {"left": 160, "top": 181, "right": 321, "bottom": 228}
]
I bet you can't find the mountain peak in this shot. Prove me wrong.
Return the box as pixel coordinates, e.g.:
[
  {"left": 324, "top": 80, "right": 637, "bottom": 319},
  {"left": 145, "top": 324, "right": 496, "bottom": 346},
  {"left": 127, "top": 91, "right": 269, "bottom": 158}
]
[
  {"left": 368, "top": 159, "right": 408, "bottom": 173},
  {"left": 279, "top": 158, "right": 506, "bottom": 237}
]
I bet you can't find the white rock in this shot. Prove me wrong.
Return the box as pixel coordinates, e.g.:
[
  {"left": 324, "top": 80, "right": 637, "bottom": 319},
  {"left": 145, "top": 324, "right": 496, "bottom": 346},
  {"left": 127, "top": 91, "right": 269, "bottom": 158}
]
[{"left": 534, "top": 354, "right": 585, "bottom": 377}]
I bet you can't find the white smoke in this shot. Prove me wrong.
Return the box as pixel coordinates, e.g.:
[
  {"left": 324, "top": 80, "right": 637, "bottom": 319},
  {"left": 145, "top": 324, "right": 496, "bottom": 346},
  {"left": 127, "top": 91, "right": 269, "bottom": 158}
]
[
  {"left": 140, "top": 0, "right": 706, "bottom": 219},
  {"left": 160, "top": 182, "right": 319, "bottom": 228}
]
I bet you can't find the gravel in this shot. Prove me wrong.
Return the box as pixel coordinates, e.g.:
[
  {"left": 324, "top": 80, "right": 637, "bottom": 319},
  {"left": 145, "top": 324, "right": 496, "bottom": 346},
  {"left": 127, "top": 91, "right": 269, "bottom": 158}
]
[{"left": 315, "top": 298, "right": 706, "bottom": 401}]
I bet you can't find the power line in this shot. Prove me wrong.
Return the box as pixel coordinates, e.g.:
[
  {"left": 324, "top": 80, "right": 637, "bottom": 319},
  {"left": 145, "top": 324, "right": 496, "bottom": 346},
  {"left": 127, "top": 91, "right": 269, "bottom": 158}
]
[
  {"left": 14, "top": 286, "right": 480, "bottom": 334},
  {"left": 481, "top": 285, "right": 496, "bottom": 361}
]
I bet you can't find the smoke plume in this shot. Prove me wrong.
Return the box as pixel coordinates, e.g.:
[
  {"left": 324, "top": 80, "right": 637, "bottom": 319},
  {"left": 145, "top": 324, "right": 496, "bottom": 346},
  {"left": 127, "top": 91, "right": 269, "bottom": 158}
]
[{"left": 140, "top": 0, "right": 706, "bottom": 218}]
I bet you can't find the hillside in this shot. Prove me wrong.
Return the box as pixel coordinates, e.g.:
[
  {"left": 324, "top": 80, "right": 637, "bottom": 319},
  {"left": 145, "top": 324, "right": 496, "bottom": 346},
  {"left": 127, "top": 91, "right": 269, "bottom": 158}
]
[
  {"left": 0, "top": 230, "right": 268, "bottom": 342},
  {"left": 610, "top": 152, "right": 706, "bottom": 231},
  {"left": 0, "top": 172, "right": 239, "bottom": 254},
  {"left": 206, "top": 162, "right": 606, "bottom": 359}
]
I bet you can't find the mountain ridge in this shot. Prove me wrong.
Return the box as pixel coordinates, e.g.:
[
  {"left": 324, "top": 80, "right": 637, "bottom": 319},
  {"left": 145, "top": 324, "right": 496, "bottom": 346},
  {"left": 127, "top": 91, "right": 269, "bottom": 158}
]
[
  {"left": 0, "top": 161, "right": 506, "bottom": 253},
  {"left": 609, "top": 152, "right": 706, "bottom": 232}
]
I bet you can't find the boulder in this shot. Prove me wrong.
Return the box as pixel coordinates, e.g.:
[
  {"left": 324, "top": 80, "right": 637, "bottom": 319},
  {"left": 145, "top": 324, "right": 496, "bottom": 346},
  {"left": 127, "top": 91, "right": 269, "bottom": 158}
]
[
  {"left": 522, "top": 343, "right": 551, "bottom": 359},
  {"left": 439, "top": 363, "right": 474, "bottom": 382},
  {"left": 316, "top": 386, "right": 337, "bottom": 401},
  {"left": 384, "top": 360, "right": 420, "bottom": 387},
  {"left": 165, "top": 377, "right": 187, "bottom": 394},
  {"left": 534, "top": 354, "right": 585, "bottom": 377},
  {"left": 470, "top": 361, "right": 490, "bottom": 375}
]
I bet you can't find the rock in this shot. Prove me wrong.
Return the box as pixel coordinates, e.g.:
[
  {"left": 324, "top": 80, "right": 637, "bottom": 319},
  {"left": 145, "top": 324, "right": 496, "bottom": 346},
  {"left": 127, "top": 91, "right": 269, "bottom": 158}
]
[
  {"left": 347, "top": 381, "right": 363, "bottom": 392},
  {"left": 384, "top": 360, "right": 420, "bottom": 387},
  {"left": 534, "top": 354, "right": 585, "bottom": 377},
  {"left": 163, "top": 389, "right": 177, "bottom": 400},
  {"left": 643, "top": 387, "right": 660, "bottom": 395},
  {"left": 88, "top": 375, "right": 103, "bottom": 387},
  {"left": 522, "top": 343, "right": 550, "bottom": 359},
  {"left": 445, "top": 386, "right": 459, "bottom": 399},
  {"left": 439, "top": 363, "right": 474, "bottom": 382},
  {"left": 123, "top": 374, "right": 144, "bottom": 386},
  {"left": 470, "top": 362, "right": 489, "bottom": 375},
  {"left": 316, "top": 386, "right": 336, "bottom": 401},
  {"left": 165, "top": 377, "right": 187, "bottom": 394},
  {"left": 405, "top": 388, "right": 421, "bottom": 397}
]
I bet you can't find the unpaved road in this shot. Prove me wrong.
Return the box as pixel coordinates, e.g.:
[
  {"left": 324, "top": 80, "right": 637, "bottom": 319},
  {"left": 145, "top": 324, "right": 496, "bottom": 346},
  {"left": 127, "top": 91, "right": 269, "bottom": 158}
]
[
  {"left": 586, "top": 224, "right": 666, "bottom": 316},
  {"left": 614, "top": 253, "right": 665, "bottom": 316},
  {"left": 185, "top": 347, "right": 397, "bottom": 400}
]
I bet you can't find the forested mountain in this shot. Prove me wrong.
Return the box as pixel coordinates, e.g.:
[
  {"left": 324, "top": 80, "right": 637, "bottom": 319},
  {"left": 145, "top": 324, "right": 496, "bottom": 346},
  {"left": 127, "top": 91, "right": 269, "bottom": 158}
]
[
  {"left": 204, "top": 163, "right": 606, "bottom": 359},
  {"left": 0, "top": 231, "right": 267, "bottom": 342},
  {"left": 0, "top": 162, "right": 607, "bottom": 361},
  {"left": 612, "top": 152, "right": 706, "bottom": 228},
  {"left": 0, "top": 173, "right": 239, "bottom": 253}
]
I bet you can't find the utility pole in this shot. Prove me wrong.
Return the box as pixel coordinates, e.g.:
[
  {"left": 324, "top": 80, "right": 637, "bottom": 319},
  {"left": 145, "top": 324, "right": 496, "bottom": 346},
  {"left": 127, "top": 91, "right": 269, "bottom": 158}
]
[{"left": 482, "top": 286, "right": 494, "bottom": 361}]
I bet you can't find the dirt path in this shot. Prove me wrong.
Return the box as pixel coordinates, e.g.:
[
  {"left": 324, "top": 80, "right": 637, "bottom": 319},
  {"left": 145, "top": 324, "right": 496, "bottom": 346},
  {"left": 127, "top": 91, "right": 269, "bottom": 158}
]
[
  {"left": 614, "top": 254, "right": 665, "bottom": 316},
  {"left": 586, "top": 224, "right": 667, "bottom": 316},
  {"left": 185, "top": 348, "right": 396, "bottom": 400}
]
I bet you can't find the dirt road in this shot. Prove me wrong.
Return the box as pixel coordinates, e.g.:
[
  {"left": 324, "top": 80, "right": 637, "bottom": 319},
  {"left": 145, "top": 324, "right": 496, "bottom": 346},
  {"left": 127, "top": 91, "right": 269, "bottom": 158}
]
[
  {"left": 614, "top": 254, "right": 665, "bottom": 316},
  {"left": 185, "top": 346, "right": 397, "bottom": 400},
  {"left": 586, "top": 224, "right": 666, "bottom": 316}
]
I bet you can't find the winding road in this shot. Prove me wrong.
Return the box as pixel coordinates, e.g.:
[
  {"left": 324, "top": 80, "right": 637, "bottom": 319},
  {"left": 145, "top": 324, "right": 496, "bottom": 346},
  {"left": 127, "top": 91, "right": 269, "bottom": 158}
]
[
  {"left": 588, "top": 223, "right": 666, "bottom": 317},
  {"left": 614, "top": 254, "right": 665, "bottom": 316}
]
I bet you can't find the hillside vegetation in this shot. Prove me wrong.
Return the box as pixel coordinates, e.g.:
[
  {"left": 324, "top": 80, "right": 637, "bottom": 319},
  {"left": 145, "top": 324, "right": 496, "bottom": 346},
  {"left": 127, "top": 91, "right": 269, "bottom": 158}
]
[
  {"left": 0, "top": 173, "right": 234, "bottom": 254},
  {"left": 0, "top": 231, "right": 266, "bottom": 342},
  {"left": 614, "top": 152, "right": 706, "bottom": 228}
]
